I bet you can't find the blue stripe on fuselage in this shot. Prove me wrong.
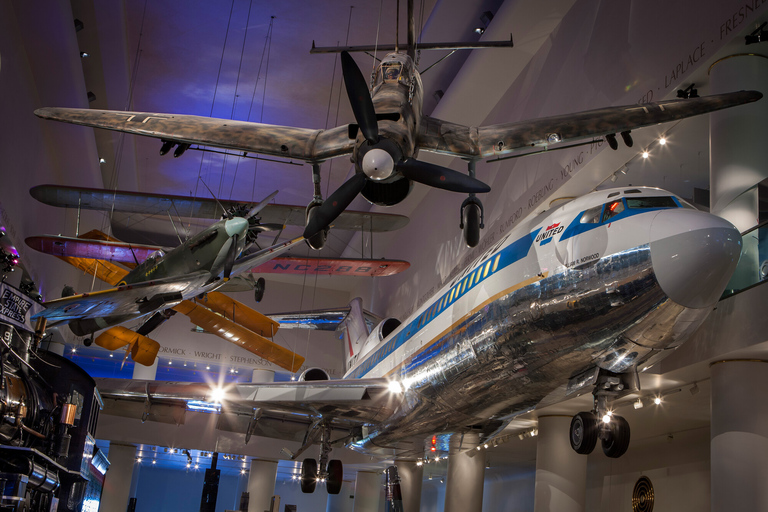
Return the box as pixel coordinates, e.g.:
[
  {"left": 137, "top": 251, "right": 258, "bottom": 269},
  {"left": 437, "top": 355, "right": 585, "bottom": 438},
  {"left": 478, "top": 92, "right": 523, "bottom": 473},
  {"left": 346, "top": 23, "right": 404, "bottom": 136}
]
[{"left": 345, "top": 229, "right": 540, "bottom": 380}]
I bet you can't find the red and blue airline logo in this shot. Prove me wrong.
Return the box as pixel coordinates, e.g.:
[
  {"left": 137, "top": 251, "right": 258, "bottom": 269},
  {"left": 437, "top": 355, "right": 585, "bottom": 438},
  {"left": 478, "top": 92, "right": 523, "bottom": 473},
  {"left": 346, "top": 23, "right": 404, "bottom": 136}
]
[{"left": 535, "top": 222, "right": 563, "bottom": 246}]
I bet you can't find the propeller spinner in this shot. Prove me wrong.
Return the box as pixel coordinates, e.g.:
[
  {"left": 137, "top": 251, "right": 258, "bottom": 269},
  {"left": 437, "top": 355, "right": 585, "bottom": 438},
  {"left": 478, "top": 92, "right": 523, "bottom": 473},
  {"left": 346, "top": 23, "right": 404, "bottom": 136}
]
[{"left": 304, "top": 52, "right": 489, "bottom": 238}]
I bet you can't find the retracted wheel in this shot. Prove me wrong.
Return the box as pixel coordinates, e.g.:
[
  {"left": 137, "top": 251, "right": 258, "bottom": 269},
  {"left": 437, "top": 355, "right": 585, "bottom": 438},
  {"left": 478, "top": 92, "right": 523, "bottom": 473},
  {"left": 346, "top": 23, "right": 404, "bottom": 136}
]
[
  {"left": 83, "top": 337, "right": 93, "bottom": 347},
  {"left": 601, "top": 414, "right": 630, "bottom": 458},
  {"left": 462, "top": 202, "right": 481, "bottom": 248},
  {"left": 326, "top": 459, "right": 343, "bottom": 495},
  {"left": 253, "top": 277, "right": 266, "bottom": 303},
  {"left": 300, "top": 458, "right": 317, "bottom": 493},
  {"left": 570, "top": 411, "right": 599, "bottom": 454}
]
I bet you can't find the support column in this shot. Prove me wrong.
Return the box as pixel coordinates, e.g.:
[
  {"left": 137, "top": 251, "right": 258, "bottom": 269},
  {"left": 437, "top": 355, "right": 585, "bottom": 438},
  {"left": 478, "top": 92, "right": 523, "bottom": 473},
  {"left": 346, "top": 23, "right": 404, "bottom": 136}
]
[
  {"left": 444, "top": 432, "right": 484, "bottom": 512},
  {"left": 352, "top": 471, "right": 380, "bottom": 512},
  {"left": 395, "top": 460, "right": 423, "bottom": 512},
  {"left": 132, "top": 358, "right": 158, "bottom": 380},
  {"left": 247, "top": 459, "right": 277, "bottom": 512},
  {"left": 100, "top": 443, "right": 137, "bottom": 512},
  {"left": 709, "top": 55, "right": 768, "bottom": 290},
  {"left": 534, "top": 416, "right": 586, "bottom": 512},
  {"left": 252, "top": 369, "right": 275, "bottom": 382},
  {"left": 326, "top": 480, "right": 354, "bottom": 512},
  {"left": 711, "top": 360, "right": 768, "bottom": 512}
]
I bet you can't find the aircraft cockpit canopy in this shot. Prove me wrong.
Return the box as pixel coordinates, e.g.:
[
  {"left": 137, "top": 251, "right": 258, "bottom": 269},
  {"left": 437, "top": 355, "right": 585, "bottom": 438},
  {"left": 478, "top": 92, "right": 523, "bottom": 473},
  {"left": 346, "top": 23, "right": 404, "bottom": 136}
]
[
  {"left": 375, "top": 55, "right": 413, "bottom": 88},
  {"left": 580, "top": 193, "right": 685, "bottom": 225},
  {"left": 147, "top": 249, "right": 165, "bottom": 261}
]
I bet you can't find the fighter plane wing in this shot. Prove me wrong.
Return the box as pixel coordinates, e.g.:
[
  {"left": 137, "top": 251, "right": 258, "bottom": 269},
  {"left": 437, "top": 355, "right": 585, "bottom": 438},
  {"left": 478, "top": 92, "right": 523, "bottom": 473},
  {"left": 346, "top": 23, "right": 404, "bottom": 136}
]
[
  {"left": 95, "top": 377, "right": 402, "bottom": 426},
  {"left": 418, "top": 90, "right": 762, "bottom": 158},
  {"left": 33, "top": 109, "right": 355, "bottom": 162},
  {"left": 30, "top": 185, "right": 410, "bottom": 233}
]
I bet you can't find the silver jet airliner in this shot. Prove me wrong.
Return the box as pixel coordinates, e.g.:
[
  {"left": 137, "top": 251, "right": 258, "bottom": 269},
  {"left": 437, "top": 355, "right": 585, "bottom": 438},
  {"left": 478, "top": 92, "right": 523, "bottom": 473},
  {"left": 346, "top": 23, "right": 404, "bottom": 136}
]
[{"left": 96, "top": 186, "right": 741, "bottom": 494}]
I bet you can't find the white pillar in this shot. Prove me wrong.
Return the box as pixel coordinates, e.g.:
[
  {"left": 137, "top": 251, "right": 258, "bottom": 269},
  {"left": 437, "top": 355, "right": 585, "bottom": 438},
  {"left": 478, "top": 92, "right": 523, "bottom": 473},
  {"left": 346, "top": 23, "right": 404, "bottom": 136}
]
[
  {"left": 711, "top": 360, "right": 768, "bottom": 512},
  {"left": 534, "top": 415, "right": 587, "bottom": 512},
  {"left": 252, "top": 369, "right": 275, "bottom": 382},
  {"left": 709, "top": 54, "right": 768, "bottom": 228},
  {"left": 396, "top": 460, "right": 423, "bottom": 512},
  {"left": 326, "top": 480, "right": 354, "bottom": 512},
  {"left": 132, "top": 357, "right": 158, "bottom": 380},
  {"left": 444, "top": 433, "right": 484, "bottom": 512},
  {"left": 352, "top": 471, "right": 381, "bottom": 512},
  {"left": 101, "top": 443, "right": 137, "bottom": 512},
  {"left": 247, "top": 459, "right": 278, "bottom": 512}
]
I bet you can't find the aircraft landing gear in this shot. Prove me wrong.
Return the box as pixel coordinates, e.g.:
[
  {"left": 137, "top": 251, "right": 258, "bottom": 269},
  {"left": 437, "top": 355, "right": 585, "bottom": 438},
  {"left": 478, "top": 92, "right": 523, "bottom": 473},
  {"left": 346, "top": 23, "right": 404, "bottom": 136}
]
[
  {"left": 460, "top": 160, "right": 484, "bottom": 248},
  {"left": 305, "top": 164, "right": 329, "bottom": 251},
  {"left": 569, "top": 370, "right": 634, "bottom": 458},
  {"left": 298, "top": 420, "right": 343, "bottom": 494},
  {"left": 253, "top": 277, "right": 265, "bottom": 303}
]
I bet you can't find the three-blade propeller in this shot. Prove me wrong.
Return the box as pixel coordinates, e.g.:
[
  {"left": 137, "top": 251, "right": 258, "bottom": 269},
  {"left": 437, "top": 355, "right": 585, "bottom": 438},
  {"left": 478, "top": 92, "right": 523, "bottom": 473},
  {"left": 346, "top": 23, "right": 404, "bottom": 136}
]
[{"left": 304, "top": 52, "right": 489, "bottom": 239}]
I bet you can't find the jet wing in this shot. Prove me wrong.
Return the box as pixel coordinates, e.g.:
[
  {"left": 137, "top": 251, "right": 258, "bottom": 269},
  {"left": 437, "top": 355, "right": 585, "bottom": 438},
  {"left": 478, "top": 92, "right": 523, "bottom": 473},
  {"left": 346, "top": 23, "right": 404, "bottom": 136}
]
[
  {"left": 418, "top": 91, "right": 762, "bottom": 158},
  {"left": 95, "top": 377, "right": 402, "bottom": 425},
  {"left": 30, "top": 185, "right": 410, "bottom": 233},
  {"left": 34, "top": 108, "right": 355, "bottom": 162}
]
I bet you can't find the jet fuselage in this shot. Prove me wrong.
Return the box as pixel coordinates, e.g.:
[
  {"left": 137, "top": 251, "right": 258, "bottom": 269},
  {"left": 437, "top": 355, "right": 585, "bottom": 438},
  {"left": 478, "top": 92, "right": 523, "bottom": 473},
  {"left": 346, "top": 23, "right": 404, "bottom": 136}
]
[{"left": 343, "top": 187, "right": 741, "bottom": 455}]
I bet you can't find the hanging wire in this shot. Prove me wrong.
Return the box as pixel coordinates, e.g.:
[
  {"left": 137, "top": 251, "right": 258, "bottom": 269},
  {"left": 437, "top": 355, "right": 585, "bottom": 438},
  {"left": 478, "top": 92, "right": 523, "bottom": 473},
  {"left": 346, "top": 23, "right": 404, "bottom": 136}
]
[
  {"left": 187, "top": 0, "right": 237, "bottom": 233},
  {"left": 219, "top": 0, "right": 256, "bottom": 199},
  {"left": 247, "top": 17, "right": 275, "bottom": 202}
]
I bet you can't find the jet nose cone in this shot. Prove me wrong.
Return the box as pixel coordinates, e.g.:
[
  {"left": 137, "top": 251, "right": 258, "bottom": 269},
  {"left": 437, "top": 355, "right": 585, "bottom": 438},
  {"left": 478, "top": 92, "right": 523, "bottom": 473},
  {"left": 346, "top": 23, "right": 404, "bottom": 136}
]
[
  {"left": 225, "top": 217, "right": 248, "bottom": 237},
  {"left": 650, "top": 209, "right": 742, "bottom": 309}
]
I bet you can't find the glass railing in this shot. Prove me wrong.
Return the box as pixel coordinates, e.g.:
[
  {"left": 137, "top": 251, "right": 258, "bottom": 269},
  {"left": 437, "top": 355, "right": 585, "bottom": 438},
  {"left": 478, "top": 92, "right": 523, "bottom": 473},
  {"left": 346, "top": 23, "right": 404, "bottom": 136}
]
[{"left": 721, "top": 221, "right": 768, "bottom": 300}]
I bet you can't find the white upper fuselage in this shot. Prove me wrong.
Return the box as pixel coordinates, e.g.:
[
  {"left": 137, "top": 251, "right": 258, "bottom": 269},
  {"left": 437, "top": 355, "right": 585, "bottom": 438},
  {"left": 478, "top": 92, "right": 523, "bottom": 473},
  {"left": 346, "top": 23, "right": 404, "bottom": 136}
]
[{"left": 342, "top": 187, "right": 741, "bottom": 452}]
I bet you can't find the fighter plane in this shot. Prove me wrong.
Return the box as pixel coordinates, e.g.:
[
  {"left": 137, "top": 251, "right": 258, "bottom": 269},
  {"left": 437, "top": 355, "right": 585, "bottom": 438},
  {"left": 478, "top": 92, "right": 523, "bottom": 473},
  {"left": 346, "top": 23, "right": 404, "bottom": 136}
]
[
  {"left": 93, "top": 186, "right": 742, "bottom": 495},
  {"left": 32, "top": 0, "right": 763, "bottom": 248},
  {"left": 28, "top": 189, "right": 407, "bottom": 371}
]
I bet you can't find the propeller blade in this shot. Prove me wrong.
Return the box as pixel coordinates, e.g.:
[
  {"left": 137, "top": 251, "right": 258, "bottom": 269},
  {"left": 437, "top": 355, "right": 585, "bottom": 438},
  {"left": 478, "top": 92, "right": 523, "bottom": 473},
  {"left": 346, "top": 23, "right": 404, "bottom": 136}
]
[
  {"left": 249, "top": 223, "right": 284, "bottom": 232},
  {"left": 245, "top": 190, "right": 279, "bottom": 219},
  {"left": 223, "top": 234, "right": 238, "bottom": 280},
  {"left": 303, "top": 173, "right": 367, "bottom": 238},
  {"left": 341, "top": 51, "right": 378, "bottom": 143},
  {"left": 397, "top": 159, "right": 491, "bottom": 194}
]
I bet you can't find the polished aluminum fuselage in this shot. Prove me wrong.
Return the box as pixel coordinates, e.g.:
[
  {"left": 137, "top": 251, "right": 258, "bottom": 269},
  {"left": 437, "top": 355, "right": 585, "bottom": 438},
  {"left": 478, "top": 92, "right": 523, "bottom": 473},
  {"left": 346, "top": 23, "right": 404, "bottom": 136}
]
[{"left": 344, "top": 187, "right": 740, "bottom": 455}]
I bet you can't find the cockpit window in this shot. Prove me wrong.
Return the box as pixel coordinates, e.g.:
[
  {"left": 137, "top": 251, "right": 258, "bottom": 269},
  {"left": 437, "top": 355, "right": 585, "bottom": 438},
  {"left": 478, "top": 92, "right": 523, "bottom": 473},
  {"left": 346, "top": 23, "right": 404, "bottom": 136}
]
[
  {"left": 601, "top": 200, "right": 625, "bottom": 222},
  {"left": 382, "top": 63, "right": 402, "bottom": 82},
  {"left": 147, "top": 249, "right": 165, "bottom": 261},
  {"left": 580, "top": 205, "right": 602, "bottom": 224},
  {"left": 626, "top": 196, "right": 678, "bottom": 209}
]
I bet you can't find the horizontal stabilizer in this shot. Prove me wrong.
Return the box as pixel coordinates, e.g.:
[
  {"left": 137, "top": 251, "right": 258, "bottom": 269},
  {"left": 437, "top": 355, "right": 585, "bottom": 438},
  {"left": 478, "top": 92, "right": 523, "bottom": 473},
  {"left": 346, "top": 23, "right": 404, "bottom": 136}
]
[{"left": 95, "top": 326, "right": 160, "bottom": 366}]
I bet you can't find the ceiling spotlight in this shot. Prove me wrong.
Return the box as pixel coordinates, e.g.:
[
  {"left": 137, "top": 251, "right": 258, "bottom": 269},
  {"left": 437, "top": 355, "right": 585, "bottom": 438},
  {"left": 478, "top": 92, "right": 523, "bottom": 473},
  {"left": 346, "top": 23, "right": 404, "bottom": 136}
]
[
  {"left": 195, "top": 464, "right": 199, "bottom": 469},
  {"left": 602, "top": 414, "right": 611, "bottom": 424},
  {"left": 642, "top": 150, "right": 649, "bottom": 159},
  {"left": 240, "top": 469, "right": 246, "bottom": 475},
  {"left": 99, "top": 158, "right": 106, "bottom": 164},
  {"left": 634, "top": 398, "right": 644, "bottom": 409},
  {"left": 654, "top": 397, "right": 662, "bottom": 405},
  {"left": 206, "top": 365, "right": 211, "bottom": 370},
  {"left": 659, "top": 137, "right": 667, "bottom": 145},
  {"left": 745, "top": 22, "right": 767, "bottom": 44},
  {"left": 80, "top": 51, "right": 89, "bottom": 58},
  {"left": 152, "top": 459, "right": 156, "bottom": 465},
  {"left": 186, "top": 462, "right": 191, "bottom": 468},
  {"left": 474, "top": 27, "right": 485, "bottom": 35}
]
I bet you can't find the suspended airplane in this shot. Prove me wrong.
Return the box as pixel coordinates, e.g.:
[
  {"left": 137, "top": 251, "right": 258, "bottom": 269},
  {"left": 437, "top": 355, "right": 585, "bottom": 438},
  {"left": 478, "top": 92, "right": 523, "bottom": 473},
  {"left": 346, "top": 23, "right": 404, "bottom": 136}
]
[
  {"left": 32, "top": 0, "right": 762, "bottom": 248},
  {"left": 93, "top": 186, "right": 743, "bottom": 495},
  {"left": 28, "top": 189, "right": 407, "bottom": 371}
]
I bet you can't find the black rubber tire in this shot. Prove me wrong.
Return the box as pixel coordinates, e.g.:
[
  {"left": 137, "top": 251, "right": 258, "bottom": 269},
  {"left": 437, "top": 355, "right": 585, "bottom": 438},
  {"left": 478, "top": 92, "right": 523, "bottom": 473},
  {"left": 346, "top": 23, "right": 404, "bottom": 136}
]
[
  {"left": 254, "top": 277, "right": 266, "bottom": 303},
  {"left": 83, "top": 337, "right": 93, "bottom": 347},
  {"left": 300, "top": 458, "right": 317, "bottom": 493},
  {"left": 463, "top": 203, "right": 481, "bottom": 248},
  {"left": 326, "top": 459, "right": 343, "bottom": 495},
  {"left": 570, "top": 411, "right": 599, "bottom": 454},
  {"left": 602, "top": 414, "right": 631, "bottom": 458},
  {"left": 305, "top": 206, "right": 327, "bottom": 251}
]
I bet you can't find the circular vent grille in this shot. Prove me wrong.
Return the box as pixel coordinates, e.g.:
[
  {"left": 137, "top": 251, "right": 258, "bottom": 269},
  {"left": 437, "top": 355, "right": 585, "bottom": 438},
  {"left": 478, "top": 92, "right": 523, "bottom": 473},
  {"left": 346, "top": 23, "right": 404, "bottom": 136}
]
[{"left": 632, "top": 476, "right": 654, "bottom": 512}]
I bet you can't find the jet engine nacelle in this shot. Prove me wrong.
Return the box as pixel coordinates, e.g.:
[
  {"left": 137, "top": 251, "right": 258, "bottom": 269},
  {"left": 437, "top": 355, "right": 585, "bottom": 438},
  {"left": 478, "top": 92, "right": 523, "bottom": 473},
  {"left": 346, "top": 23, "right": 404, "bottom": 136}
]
[
  {"left": 358, "top": 317, "right": 402, "bottom": 361},
  {"left": 298, "top": 368, "right": 330, "bottom": 381}
]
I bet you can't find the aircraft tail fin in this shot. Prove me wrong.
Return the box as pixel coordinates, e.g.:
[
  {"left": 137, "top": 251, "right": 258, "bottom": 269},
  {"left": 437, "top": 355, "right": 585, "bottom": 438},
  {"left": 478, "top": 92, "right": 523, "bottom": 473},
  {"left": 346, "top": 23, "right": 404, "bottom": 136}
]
[{"left": 341, "top": 297, "right": 370, "bottom": 369}]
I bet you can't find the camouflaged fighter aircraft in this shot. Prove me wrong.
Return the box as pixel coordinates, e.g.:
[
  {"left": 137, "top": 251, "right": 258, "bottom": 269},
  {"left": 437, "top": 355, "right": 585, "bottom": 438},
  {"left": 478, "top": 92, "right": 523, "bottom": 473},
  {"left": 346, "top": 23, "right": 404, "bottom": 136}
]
[
  {"left": 27, "top": 189, "right": 410, "bottom": 370},
  {"left": 33, "top": 0, "right": 763, "bottom": 248}
]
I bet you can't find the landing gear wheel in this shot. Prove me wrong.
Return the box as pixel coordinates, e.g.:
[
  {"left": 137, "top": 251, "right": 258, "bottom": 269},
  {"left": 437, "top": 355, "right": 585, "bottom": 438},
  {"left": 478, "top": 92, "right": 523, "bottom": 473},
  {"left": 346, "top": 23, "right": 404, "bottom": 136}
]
[
  {"left": 326, "top": 459, "right": 343, "bottom": 495},
  {"left": 300, "top": 458, "right": 317, "bottom": 494},
  {"left": 601, "top": 414, "right": 630, "bottom": 458},
  {"left": 305, "top": 204, "right": 328, "bottom": 251},
  {"left": 462, "top": 202, "right": 481, "bottom": 248},
  {"left": 570, "top": 411, "right": 599, "bottom": 454},
  {"left": 253, "top": 277, "right": 266, "bottom": 303},
  {"left": 83, "top": 337, "right": 93, "bottom": 347}
]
